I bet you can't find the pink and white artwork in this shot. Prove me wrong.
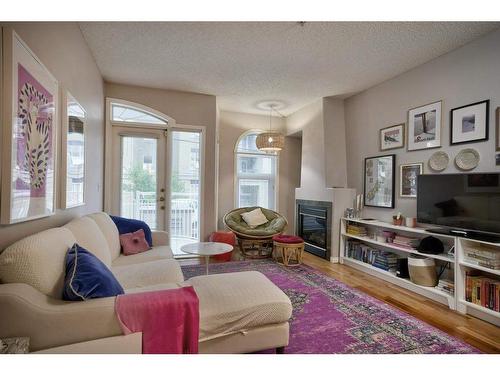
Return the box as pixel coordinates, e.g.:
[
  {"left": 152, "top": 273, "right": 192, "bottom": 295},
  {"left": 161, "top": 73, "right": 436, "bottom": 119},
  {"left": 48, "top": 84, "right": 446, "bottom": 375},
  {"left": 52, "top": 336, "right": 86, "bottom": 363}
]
[{"left": 12, "top": 63, "right": 55, "bottom": 220}]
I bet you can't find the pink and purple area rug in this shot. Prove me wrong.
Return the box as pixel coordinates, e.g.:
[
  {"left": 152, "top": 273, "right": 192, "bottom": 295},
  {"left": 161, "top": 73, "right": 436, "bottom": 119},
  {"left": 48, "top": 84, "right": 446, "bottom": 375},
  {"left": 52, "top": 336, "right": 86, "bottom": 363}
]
[{"left": 181, "top": 259, "right": 480, "bottom": 354}]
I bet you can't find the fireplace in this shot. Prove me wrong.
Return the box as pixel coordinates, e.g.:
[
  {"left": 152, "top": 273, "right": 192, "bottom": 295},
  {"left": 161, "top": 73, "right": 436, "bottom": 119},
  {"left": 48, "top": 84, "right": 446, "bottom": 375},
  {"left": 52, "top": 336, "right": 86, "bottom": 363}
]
[{"left": 296, "top": 199, "right": 332, "bottom": 259}]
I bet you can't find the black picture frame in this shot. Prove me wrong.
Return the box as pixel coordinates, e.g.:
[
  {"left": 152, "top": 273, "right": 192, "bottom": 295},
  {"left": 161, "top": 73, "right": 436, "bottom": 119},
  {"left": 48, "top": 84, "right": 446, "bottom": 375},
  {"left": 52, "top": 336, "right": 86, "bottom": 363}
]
[
  {"left": 363, "top": 154, "right": 396, "bottom": 209},
  {"left": 450, "top": 100, "right": 489, "bottom": 145}
]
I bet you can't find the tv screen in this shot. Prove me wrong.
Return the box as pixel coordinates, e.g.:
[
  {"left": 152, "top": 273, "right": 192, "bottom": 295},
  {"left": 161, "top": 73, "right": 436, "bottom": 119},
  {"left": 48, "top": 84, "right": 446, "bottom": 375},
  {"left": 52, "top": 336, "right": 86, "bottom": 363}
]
[{"left": 417, "top": 173, "right": 500, "bottom": 235}]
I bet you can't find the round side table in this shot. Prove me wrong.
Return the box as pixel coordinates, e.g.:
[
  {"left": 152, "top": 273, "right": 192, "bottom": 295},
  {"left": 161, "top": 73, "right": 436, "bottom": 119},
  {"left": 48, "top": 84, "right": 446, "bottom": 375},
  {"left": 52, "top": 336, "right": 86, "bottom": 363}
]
[{"left": 181, "top": 242, "right": 233, "bottom": 275}]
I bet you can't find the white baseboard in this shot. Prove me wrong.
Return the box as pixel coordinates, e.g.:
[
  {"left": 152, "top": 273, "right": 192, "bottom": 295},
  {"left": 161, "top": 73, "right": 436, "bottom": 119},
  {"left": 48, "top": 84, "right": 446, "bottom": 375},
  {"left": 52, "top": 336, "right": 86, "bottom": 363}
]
[{"left": 329, "top": 257, "right": 339, "bottom": 263}]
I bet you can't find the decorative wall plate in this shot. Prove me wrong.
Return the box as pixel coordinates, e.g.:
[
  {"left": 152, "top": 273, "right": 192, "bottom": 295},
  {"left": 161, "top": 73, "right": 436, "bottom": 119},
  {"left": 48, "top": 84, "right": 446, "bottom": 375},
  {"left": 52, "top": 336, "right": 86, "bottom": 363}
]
[
  {"left": 455, "top": 148, "right": 480, "bottom": 170},
  {"left": 428, "top": 151, "right": 449, "bottom": 172}
]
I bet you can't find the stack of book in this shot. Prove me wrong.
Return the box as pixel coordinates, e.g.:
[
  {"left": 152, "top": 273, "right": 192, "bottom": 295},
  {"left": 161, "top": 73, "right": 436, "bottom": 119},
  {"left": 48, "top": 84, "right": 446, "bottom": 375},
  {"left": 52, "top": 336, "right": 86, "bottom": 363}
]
[
  {"left": 464, "top": 245, "right": 500, "bottom": 270},
  {"left": 465, "top": 272, "right": 500, "bottom": 312},
  {"left": 392, "top": 235, "right": 419, "bottom": 249},
  {"left": 436, "top": 279, "right": 455, "bottom": 296},
  {"left": 346, "top": 224, "right": 367, "bottom": 237},
  {"left": 345, "top": 241, "right": 379, "bottom": 264},
  {"left": 372, "top": 251, "right": 399, "bottom": 272}
]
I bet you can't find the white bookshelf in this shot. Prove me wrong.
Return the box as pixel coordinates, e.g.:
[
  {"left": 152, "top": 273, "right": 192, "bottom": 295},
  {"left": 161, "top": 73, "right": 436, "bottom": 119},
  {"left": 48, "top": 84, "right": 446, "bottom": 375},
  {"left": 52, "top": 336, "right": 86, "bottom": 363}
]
[
  {"left": 340, "top": 218, "right": 500, "bottom": 326},
  {"left": 455, "top": 237, "right": 500, "bottom": 326}
]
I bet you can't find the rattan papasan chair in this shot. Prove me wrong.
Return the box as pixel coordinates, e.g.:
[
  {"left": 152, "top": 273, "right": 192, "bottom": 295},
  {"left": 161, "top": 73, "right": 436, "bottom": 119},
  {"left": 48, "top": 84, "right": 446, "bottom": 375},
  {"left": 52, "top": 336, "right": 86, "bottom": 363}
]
[{"left": 223, "top": 207, "right": 288, "bottom": 259}]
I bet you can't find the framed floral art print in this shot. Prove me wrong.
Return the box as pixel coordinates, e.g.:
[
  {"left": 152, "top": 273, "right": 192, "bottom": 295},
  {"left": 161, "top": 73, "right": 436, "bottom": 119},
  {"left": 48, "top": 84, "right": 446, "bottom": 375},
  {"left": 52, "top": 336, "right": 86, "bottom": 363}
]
[{"left": 1, "top": 28, "right": 58, "bottom": 224}]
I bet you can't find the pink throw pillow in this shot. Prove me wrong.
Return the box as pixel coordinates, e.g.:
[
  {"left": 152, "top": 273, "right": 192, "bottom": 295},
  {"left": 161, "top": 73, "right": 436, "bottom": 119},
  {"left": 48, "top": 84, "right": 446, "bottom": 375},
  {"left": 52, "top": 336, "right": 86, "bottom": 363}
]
[{"left": 120, "top": 229, "right": 151, "bottom": 256}]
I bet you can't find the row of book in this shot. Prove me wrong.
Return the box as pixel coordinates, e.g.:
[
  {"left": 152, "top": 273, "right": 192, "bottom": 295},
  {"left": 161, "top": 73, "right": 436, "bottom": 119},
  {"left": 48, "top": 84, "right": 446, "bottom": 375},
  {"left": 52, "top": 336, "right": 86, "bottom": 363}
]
[
  {"left": 346, "top": 224, "right": 367, "bottom": 237},
  {"left": 392, "top": 234, "right": 420, "bottom": 249},
  {"left": 465, "top": 272, "right": 500, "bottom": 312},
  {"left": 464, "top": 245, "right": 500, "bottom": 270},
  {"left": 345, "top": 240, "right": 398, "bottom": 272},
  {"left": 436, "top": 279, "right": 455, "bottom": 295},
  {"left": 345, "top": 241, "right": 378, "bottom": 264}
]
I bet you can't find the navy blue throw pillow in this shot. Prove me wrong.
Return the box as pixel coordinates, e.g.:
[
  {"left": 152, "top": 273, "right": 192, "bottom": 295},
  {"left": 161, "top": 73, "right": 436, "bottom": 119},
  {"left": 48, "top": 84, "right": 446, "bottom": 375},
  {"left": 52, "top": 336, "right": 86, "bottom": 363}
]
[
  {"left": 110, "top": 215, "right": 153, "bottom": 247},
  {"left": 63, "top": 244, "right": 125, "bottom": 301}
]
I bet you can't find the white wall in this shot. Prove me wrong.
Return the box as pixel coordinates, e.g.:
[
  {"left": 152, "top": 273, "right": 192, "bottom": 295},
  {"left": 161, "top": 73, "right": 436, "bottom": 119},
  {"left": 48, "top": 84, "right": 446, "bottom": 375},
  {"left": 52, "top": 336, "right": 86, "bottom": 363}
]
[
  {"left": 323, "top": 97, "right": 348, "bottom": 188},
  {"left": 0, "top": 22, "right": 104, "bottom": 250},
  {"left": 345, "top": 28, "right": 500, "bottom": 222},
  {"left": 286, "top": 100, "right": 326, "bottom": 200}
]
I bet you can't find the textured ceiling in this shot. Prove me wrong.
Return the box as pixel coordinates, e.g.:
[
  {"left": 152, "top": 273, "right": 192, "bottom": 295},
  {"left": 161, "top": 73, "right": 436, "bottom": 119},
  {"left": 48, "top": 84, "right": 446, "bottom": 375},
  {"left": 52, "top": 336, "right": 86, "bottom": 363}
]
[{"left": 79, "top": 22, "right": 499, "bottom": 116}]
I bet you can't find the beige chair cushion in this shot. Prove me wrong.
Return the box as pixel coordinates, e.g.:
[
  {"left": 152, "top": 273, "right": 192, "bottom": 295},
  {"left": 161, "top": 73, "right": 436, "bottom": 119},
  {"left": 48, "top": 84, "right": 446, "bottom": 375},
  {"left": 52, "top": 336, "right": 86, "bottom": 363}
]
[
  {"left": 64, "top": 217, "right": 111, "bottom": 266},
  {"left": 186, "top": 271, "right": 292, "bottom": 341},
  {"left": 0, "top": 228, "right": 76, "bottom": 298},
  {"left": 111, "top": 259, "right": 184, "bottom": 290},
  {"left": 111, "top": 246, "right": 174, "bottom": 267},
  {"left": 240, "top": 208, "right": 269, "bottom": 228},
  {"left": 86, "top": 212, "right": 121, "bottom": 260}
]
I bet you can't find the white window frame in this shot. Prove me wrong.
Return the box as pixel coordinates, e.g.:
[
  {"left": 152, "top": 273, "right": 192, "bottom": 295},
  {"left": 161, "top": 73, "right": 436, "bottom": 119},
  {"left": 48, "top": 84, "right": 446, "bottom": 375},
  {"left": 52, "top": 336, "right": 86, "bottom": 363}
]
[{"left": 234, "top": 130, "right": 279, "bottom": 211}]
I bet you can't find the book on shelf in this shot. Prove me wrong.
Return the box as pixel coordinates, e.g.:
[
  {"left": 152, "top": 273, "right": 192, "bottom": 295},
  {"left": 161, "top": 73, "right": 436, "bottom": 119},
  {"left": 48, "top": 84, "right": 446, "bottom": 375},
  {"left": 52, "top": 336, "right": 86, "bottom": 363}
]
[
  {"left": 464, "top": 245, "right": 500, "bottom": 261},
  {"left": 465, "top": 271, "right": 500, "bottom": 312},
  {"left": 392, "top": 235, "right": 420, "bottom": 249},
  {"left": 346, "top": 224, "right": 368, "bottom": 237},
  {"left": 436, "top": 279, "right": 455, "bottom": 295},
  {"left": 463, "top": 256, "right": 500, "bottom": 270}
]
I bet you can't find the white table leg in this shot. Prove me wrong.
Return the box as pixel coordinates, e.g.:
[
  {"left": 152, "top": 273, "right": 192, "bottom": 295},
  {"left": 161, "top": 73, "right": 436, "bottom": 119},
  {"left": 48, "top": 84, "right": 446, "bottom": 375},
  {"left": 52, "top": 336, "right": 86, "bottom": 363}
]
[{"left": 205, "top": 255, "right": 209, "bottom": 275}]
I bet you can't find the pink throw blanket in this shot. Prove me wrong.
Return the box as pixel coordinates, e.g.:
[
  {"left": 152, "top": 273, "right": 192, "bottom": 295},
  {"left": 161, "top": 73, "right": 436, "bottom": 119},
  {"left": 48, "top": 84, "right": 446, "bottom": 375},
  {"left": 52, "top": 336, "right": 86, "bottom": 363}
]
[{"left": 115, "top": 287, "right": 199, "bottom": 354}]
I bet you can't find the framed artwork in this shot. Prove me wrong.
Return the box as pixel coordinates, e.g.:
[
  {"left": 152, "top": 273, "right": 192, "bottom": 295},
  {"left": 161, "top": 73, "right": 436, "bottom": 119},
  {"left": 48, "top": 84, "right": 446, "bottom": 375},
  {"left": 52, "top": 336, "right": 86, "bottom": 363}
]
[
  {"left": 0, "top": 28, "right": 58, "bottom": 224},
  {"left": 364, "top": 154, "right": 395, "bottom": 208},
  {"left": 407, "top": 101, "right": 442, "bottom": 151},
  {"left": 380, "top": 123, "right": 405, "bottom": 151},
  {"left": 61, "top": 91, "right": 86, "bottom": 209},
  {"left": 496, "top": 107, "right": 500, "bottom": 151},
  {"left": 450, "top": 100, "right": 489, "bottom": 145},
  {"left": 399, "top": 163, "right": 423, "bottom": 198}
]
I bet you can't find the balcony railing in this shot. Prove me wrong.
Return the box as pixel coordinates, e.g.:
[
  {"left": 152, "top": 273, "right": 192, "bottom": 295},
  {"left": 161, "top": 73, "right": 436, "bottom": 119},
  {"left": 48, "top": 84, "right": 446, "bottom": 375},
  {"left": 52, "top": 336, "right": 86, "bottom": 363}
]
[{"left": 121, "top": 191, "right": 199, "bottom": 242}]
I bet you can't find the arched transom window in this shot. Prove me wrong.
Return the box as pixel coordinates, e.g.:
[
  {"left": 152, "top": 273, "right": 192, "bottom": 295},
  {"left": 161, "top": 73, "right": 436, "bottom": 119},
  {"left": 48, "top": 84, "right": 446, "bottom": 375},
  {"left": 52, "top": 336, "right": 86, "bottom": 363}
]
[
  {"left": 111, "top": 103, "right": 167, "bottom": 125},
  {"left": 235, "top": 131, "right": 277, "bottom": 210}
]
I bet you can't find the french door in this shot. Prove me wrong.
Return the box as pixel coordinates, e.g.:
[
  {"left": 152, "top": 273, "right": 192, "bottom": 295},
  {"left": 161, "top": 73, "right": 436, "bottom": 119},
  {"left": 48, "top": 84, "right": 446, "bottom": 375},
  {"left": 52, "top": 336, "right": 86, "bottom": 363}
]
[
  {"left": 110, "top": 125, "right": 202, "bottom": 255},
  {"left": 111, "top": 127, "right": 166, "bottom": 230}
]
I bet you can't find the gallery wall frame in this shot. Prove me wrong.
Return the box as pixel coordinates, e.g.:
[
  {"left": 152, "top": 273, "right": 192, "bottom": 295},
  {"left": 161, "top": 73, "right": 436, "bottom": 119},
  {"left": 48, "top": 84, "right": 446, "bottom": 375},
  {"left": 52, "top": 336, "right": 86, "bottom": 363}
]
[
  {"left": 363, "top": 154, "right": 396, "bottom": 209},
  {"left": 60, "top": 90, "right": 86, "bottom": 209},
  {"left": 399, "top": 162, "right": 423, "bottom": 198},
  {"left": 1, "top": 27, "right": 59, "bottom": 224},
  {"left": 380, "top": 123, "right": 405, "bottom": 151},
  {"left": 496, "top": 107, "right": 500, "bottom": 152},
  {"left": 407, "top": 100, "right": 442, "bottom": 151},
  {"left": 450, "top": 100, "right": 489, "bottom": 146}
]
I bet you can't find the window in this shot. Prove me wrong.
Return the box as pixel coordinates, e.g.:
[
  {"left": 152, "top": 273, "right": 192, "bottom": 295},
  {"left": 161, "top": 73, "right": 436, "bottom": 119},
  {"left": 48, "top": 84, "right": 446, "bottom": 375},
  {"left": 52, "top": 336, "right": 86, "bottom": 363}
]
[
  {"left": 111, "top": 103, "right": 167, "bottom": 125},
  {"left": 235, "top": 131, "right": 277, "bottom": 209}
]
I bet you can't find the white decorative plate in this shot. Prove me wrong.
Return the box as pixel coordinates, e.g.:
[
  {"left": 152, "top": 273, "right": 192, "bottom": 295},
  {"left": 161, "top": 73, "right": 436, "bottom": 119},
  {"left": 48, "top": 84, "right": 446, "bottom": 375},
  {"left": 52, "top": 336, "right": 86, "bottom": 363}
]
[
  {"left": 455, "top": 148, "right": 480, "bottom": 170},
  {"left": 428, "top": 151, "right": 449, "bottom": 172}
]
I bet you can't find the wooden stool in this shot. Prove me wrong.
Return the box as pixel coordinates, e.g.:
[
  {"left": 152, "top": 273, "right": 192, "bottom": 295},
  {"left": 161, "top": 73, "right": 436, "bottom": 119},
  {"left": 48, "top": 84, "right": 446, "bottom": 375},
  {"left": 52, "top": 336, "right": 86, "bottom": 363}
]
[{"left": 273, "top": 235, "right": 304, "bottom": 267}]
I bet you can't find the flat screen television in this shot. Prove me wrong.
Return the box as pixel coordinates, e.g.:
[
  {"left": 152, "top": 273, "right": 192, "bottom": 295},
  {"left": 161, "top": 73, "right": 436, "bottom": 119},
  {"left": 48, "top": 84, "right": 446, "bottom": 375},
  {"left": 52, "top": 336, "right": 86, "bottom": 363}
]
[{"left": 417, "top": 173, "right": 500, "bottom": 241}]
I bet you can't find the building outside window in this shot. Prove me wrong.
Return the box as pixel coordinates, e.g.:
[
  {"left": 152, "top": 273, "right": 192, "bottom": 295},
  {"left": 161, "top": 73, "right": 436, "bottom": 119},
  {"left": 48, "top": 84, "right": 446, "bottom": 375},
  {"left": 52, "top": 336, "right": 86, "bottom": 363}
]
[{"left": 235, "top": 131, "right": 277, "bottom": 209}]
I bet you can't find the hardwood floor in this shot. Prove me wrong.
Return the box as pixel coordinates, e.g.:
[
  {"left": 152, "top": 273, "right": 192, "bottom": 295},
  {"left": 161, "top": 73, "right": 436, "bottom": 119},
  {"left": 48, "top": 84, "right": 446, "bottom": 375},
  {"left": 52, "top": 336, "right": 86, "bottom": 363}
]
[{"left": 178, "top": 252, "right": 500, "bottom": 353}]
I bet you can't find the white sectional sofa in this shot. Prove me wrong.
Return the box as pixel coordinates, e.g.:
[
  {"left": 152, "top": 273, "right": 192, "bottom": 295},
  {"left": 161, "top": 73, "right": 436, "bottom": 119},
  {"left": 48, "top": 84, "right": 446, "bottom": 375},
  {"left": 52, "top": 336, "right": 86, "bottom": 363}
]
[{"left": 0, "top": 212, "right": 292, "bottom": 354}]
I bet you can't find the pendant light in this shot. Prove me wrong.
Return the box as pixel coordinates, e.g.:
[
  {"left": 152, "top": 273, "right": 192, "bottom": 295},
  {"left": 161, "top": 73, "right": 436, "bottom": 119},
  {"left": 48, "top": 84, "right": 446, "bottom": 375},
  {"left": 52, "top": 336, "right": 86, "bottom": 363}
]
[{"left": 255, "top": 104, "right": 285, "bottom": 153}]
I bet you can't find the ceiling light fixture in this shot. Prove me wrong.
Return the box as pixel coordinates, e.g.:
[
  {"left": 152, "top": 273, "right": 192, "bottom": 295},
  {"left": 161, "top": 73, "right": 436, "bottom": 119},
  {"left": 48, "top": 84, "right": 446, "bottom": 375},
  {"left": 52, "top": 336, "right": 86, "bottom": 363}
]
[{"left": 256, "top": 104, "right": 285, "bottom": 153}]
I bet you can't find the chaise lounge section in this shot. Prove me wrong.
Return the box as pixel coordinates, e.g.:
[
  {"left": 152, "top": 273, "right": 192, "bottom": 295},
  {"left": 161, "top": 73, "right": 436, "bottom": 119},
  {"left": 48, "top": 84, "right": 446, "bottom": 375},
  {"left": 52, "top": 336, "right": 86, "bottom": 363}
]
[{"left": 0, "top": 212, "right": 292, "bottom": 353}]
